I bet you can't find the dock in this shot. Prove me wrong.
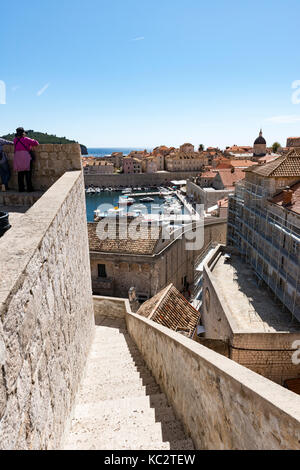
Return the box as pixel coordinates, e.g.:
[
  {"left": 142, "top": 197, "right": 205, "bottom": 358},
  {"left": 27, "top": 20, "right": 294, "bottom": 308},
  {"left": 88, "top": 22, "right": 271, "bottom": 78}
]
[{"left": 129, "top": 191, "right": 174, "bottom": 197}]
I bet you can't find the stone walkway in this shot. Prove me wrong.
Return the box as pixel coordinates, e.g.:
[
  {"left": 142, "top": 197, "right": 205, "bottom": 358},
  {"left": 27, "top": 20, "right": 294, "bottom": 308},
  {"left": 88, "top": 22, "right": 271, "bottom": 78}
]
[{"left": 64, "top": 316, "right": 194, "bottom": 450}]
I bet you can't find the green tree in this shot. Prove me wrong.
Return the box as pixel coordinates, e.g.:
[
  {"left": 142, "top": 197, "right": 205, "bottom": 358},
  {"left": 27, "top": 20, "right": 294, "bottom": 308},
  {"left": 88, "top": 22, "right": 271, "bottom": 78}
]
[
  {"left": 198, "top": 144, "right": 204, "bottom": 152},
  {"left": 272, "top": 142, "right": 281, "bottom": 153}
]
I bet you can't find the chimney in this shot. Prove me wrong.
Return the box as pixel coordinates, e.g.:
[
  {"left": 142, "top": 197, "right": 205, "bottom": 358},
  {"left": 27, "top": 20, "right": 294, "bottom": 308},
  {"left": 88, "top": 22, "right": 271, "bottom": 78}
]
[{"left": 282, "top": 186, "right": 293, "bottom": 206}]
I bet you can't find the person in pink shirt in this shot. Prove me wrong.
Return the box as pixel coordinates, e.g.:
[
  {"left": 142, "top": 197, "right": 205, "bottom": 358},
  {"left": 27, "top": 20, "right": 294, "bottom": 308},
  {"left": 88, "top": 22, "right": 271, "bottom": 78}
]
[{"left": 14, "top": 127, "right": 39, "bottom": 192}]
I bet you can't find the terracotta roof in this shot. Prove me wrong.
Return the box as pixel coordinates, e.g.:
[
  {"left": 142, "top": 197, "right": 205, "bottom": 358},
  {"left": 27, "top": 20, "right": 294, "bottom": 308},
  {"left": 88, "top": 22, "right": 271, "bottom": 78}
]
[
  {"left": 137, "top": 284, "right": 200, "bottom": 337},
  {"left": 258, "top": 155, "right": 278, "bottom": 164},
  {"left": 229, "top": 160, "right": 257, "bottom": 168},
  {"left": 284, "top": 378, "right": 300, "bottom": 395},
  {"left": 88, "top": 222, "right": 160, "bottom": 255},
  {"left": 217, "top": 168, "right": 245, "bottom": 188},
  {"left": 200, "top": 171, "right": 216, "bottom": 178},
  {"left": 270, "top": 181, "right": 300, "bottom": 215},
  {"left": 246, "top": 148, "right": 300, "bottom": 177}
]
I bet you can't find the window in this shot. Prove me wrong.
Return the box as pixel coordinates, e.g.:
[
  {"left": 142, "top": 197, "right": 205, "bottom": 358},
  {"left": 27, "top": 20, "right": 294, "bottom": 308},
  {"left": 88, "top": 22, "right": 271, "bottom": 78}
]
[{"left": 98, "top": 264, "right": 107, "bottom": 278}]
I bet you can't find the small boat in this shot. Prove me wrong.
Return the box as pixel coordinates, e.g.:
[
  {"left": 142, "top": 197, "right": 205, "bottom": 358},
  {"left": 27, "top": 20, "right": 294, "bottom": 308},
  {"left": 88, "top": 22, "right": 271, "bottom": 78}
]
[
  {"left": 119, "top": 196, "right": 136, "bottom": 205},
  {"left": 140, "top": 197, "right": 155, "bottom": 202},
  {"left": 94, "top": 207, "right": 126, "bottom": 218},
  {"left": 86, "top": 187, "right": 96, "bottom": 194}
]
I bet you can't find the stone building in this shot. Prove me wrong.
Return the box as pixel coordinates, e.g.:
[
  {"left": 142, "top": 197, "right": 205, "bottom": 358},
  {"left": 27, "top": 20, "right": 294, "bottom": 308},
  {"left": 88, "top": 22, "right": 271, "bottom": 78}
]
[
  {"left": 253, "top": 129, "right": 267, "bottom": 158},
  {"left": 88, "top": 216, "right": 227, "bottom": 301},
  {"left": 198, "top": 147, "right": 300, "bottom": 384},
  {"left": 187, "top": 167, "right": 245, "bottom": 211},
  {"left": 88, "top": 220, "right": 198, "bottom": 301},
  {"left": 227, "top": 148, "right": 300, "bottom": 320},
  {"left": 83, "top": 160, "right": 114, "bottom": 175},
  {"left": 142, "top": 157, "right": 158, "bottom": 173}
]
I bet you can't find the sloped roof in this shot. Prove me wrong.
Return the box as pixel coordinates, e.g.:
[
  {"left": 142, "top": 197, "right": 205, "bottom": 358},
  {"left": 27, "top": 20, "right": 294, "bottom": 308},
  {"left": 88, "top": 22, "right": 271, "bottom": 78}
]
[
  {"left": 270, "top": 181, "right": 300, "bottom": 214},
  {"left": 88, "top": 222, "right": 160, "bottom": 255},
  {"left": 246, "top": 148, "right": 300, "bottom": 177},
  {"left": 216, "top": 168, "right": 245, "bottom": 188},
  {"left": 137, "top": 284, "right": 200, "bottom": 336}
]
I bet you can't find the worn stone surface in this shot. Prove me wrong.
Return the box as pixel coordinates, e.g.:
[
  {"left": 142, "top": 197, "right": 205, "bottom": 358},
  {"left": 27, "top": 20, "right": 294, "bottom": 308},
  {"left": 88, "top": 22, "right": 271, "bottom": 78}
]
[
  {"left": 126, "top": 310, "right": 300, "bottom": 450},
  {"left": 0, "top": 171, "right": 94, "bottom": 450},
  {"left": 64, "top": 315, "right": 194, "bottom": 450}
]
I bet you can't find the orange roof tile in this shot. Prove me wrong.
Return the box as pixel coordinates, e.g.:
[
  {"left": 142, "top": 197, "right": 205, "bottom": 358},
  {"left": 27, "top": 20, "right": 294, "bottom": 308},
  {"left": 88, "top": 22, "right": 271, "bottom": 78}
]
[
  {"left": 217, "top": 168, "right": 245, "bottom": 188},
  {"left": 88, "top": 222, "right": 160, "bottom": 255},
  {"left": 137, "top": 284, "right": 200, "bottom": 337}
]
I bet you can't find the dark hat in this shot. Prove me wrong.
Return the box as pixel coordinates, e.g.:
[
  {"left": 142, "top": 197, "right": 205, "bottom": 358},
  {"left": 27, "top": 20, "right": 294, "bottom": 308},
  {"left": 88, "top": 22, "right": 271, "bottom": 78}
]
[{"left": 16, "top": 127, "right": 25, "bottom": 136}]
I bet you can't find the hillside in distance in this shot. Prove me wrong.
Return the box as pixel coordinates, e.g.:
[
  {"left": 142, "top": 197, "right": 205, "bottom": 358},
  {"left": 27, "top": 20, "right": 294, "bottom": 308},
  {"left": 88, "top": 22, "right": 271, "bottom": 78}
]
[{"left": 1, "top": 130, "right": 88, "bottom": 155}]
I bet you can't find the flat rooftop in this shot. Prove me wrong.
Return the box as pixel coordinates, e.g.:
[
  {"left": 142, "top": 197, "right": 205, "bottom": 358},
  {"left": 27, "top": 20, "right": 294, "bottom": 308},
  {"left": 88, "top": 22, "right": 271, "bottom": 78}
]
[{"left": 211, "top": 253, "right": 300, "bottom": 333}]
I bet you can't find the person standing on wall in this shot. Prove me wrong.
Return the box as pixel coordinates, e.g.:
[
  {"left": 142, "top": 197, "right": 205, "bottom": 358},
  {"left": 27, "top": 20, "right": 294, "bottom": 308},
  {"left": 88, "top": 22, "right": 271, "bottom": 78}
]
[
  {"left": 0, "top": 137, "right": 13, "bottom": 191},
  {"left": 14, "top": 127, "right": 39, "bottom": 192}
]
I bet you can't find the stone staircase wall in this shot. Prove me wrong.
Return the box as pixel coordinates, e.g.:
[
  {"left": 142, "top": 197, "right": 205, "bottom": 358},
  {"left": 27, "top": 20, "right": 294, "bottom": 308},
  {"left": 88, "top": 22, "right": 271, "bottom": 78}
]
[
  {"left": 0, "top": 171, "right": 94, "bottom": 449},
  {"left": 91, "top": 296, "right": 300, "bottom": 449}
]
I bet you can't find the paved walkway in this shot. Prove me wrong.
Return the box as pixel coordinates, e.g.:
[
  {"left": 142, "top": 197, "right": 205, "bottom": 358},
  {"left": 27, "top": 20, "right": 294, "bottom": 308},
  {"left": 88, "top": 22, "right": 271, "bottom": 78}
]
[{"left": 64, "top": 316, "right": 194, "bottom": 450}]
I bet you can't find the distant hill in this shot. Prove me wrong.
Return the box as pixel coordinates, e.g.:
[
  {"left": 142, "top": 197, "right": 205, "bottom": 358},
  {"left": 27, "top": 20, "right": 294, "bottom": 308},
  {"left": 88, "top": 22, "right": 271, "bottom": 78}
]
[{"left": 1, "top": 130, "right": 88, "bottom": 155}]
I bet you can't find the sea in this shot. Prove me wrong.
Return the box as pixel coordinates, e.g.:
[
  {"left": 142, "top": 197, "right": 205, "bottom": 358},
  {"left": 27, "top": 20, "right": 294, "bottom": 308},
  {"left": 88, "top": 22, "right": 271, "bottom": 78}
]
[
  {"left": 87, "top": 148, "right": 152, "bottom": 157},
  {"left": 85, "top": 148, "right": 165, "bottom": 222},
  {"left": 86, "top": 189, "right": 165, "bottom": 222}
]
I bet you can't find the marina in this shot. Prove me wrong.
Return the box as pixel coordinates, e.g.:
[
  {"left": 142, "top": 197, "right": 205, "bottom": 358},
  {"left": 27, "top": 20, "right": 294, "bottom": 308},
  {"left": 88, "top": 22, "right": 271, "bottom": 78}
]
[{"left": 85, "top": 184, "right": 198, "bottom": 223}]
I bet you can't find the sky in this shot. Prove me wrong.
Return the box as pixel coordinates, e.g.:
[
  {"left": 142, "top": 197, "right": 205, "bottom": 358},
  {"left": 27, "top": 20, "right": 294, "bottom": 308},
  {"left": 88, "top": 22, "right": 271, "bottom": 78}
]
[{"left": 1, "top": 0, "right": 300, "bottom": 149}]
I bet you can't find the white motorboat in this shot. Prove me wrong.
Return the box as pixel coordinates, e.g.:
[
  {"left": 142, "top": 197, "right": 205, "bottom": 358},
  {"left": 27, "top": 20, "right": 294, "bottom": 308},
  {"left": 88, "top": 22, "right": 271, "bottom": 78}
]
[
  {"left": 140, "top": 197, "right": 155, "bottom": 202},
  {"left": 119, "top": 196, "right": 136, "bottom": 205},
  {"left": 86, "top": 187, "right": 96, "bottom": 194}
]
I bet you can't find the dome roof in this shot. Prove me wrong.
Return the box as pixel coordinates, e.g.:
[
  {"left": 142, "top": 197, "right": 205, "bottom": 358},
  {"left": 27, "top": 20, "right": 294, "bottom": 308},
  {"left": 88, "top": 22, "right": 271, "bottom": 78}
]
[{"left": 254, "top": 129, "right": 266, "bottom": 145}]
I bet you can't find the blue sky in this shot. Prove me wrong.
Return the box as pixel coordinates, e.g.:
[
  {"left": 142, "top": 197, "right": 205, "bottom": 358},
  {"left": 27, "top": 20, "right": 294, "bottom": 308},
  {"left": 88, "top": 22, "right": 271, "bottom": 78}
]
[{"left": 1, "top": 0, "right": 300, "bottom": 148}]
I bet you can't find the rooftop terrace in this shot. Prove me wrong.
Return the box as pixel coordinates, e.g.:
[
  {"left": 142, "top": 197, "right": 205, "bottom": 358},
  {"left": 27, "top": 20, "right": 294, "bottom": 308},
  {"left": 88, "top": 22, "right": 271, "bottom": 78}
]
[{"left": 211, "top": 252, "right": 300, "bottom": 333}]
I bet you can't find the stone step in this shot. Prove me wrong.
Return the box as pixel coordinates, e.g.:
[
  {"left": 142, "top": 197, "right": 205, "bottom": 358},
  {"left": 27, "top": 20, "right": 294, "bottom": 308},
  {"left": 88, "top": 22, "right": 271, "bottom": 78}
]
[
  {"left": 94, "top": 327, "right": 128, "bottom": 335},
  {"left": 76, "top": 379, "right": 161, "bottom": 403},
  {"left": 72, "top": 400, "right": 176, "bottom": 425},
  {"left": 88, "top": 345, "right": 141, "bottom": 359},
  {"left": 83, "top": 359, "right": 150, "bottom": 376},
  {"left": 74, "top": 393, "right": 169, "bottom": 414},
  {"left": 82, "top": 370, "right": 156, "bottom": 388},
  {"left": 81, "top": 364, "right": 152, "bottom": 381},
  {"left": 69, "top": 411, "right": 186, "bottom": 443},
  {"left": 65, "top": 420, "right": 188, "bottom": 450},
  {"left": 84, "top": 356, "right": 147, "bottom": 370}
]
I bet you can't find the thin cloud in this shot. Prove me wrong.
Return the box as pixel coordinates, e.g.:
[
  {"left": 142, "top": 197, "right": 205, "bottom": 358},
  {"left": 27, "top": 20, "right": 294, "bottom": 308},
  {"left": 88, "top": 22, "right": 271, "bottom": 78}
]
[
  {"left": 37, "top": 83, "right": 50, "bottom": 96},
  {"left": 132, "top": 36, "right": 144, "bottom": 41},
  {"left": 12, "top": 85, "right": 20, "bottom": 92},
  {"left": 265, "top": 115, "right": 300, "bottom": 124}
]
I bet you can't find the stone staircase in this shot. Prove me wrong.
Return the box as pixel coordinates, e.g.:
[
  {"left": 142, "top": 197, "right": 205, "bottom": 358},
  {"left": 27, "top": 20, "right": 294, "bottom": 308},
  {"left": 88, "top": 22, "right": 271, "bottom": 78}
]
[{"left": 64, "top": 316, "right": 194, "bottom": 450}]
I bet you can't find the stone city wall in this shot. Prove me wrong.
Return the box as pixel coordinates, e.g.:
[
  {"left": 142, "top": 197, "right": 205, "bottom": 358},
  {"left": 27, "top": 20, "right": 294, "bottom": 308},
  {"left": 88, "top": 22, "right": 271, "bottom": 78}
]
[
  {"left": 0, "top": 171, "right": 95, "bottom": 449},
  {"left": 126, "top": 310, "right": 300, "bottom": 450},
  {"left": 187, "top": 180, "right": 233, "bottom": 210},
  {"left": 85, "top": 171, "right": 200, "bottom": 188},
  {"left": 3, "top": 143, "right": 82, "bottom": 192}
]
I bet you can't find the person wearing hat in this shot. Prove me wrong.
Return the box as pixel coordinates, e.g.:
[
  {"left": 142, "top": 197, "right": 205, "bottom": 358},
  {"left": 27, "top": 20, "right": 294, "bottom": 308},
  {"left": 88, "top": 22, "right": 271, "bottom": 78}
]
[
  {"left": 14, "top": 127, "right": 39, "bottom": 192},
  {"left": 0, "top": 137, "right": 13, "bottom": 191}
]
